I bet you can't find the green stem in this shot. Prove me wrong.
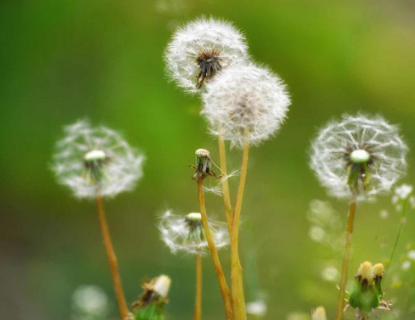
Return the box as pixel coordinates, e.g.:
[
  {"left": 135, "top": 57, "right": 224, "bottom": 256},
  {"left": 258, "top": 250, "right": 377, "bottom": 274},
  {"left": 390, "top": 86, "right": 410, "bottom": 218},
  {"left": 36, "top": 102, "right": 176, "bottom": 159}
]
[
  {"left": 386, "top": 197, "right": 410, "bottom": 273},
  {"left": 336, "top": 194, "right": 357, "bottom": 320}
]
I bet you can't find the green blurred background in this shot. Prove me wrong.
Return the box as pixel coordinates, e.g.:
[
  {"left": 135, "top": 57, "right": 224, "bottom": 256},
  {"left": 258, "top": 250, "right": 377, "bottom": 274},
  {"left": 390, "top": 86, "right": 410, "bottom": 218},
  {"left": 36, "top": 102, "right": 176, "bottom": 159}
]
[{"left": 1, "top": 0, "right": 415, "bottom": 319}]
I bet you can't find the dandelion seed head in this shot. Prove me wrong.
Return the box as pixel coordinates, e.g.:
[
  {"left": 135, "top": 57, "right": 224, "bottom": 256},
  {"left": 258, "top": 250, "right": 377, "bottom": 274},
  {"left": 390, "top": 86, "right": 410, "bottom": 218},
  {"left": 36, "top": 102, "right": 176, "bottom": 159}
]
[
  {"left": 158, "top": 209, "right": 229, "bottom": 255},
  {"left": 202, "top": 63, "right": 291, "bottom": 149},
  {"left": 53, "top": 120, "right": 144, "bottom": 199},
  {"left": 310, "top": 114, "right": 408, "bottom": 201},
  {"left": 165, "top": 17, "right": 249, "bottom": 93}
]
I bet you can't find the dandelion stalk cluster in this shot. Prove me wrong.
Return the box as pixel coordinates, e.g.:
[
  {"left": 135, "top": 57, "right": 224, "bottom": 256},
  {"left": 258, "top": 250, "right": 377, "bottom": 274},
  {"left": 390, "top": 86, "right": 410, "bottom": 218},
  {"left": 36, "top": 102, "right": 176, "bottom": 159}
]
[{"left": 51, "top": 15, "right": 413, "bottom": 320}]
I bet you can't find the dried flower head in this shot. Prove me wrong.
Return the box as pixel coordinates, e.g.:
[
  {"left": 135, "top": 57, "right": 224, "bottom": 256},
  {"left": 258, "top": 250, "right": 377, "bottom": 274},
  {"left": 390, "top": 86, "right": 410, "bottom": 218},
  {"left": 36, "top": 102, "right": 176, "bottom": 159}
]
[
  {"left": 159, "top": 210, "right": 229, "bottom": 255},
  {"left": 133, "top": 275, "right": 171, "bottom": 320},
  {"left": 202, "top": 63, "right": 291, "bottom": 149},
  {"left": 53, "top": 120, "right": 144, "bottom": 199},
  {"left": 164, "top": 17, "right": 249, "bottom": 93},
  {"left": 310, "top": 114, "right": 408, "bottom": 201}
]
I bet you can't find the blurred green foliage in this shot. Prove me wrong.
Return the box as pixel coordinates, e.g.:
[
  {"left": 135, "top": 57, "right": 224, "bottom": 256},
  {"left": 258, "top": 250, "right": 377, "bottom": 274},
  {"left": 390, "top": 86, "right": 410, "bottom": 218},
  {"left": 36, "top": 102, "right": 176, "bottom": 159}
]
[{"left": 1, "top": 0, "right": 415, "bottom": 319}]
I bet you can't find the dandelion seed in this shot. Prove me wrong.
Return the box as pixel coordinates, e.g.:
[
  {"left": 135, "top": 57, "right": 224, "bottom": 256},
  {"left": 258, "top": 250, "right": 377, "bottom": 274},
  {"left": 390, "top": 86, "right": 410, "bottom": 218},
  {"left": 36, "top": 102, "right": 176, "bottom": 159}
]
[
  {"left": 246, "top": 300, "right": 267, "bottom": 317},
  {"left": 394, "top": 184, "right": 413, "bottom": 201},
  {"left": 380, "top": 210, "right": 389, "bottom": 219},
  {"left": 202, "top": 63, "right": 291, "bottom": 149},
  {"left": 52, "top": 120, "right": 144, "bottom": 199},
  {"left": 165, "top": 17, "right": 249, "bottom": 93},
  {"left": 158, "top": 210, "right": 229, "bottom": 254},
  {"left": 401, "top": 260, "right": 411, "bottom": 271},
  {"left": 321, "top": 265, "right": 340, "bottom": 282},
  {"left": 72, "top": 285, "right": 109, "bottom": 318},
  {"left": 407, "top": 250, "right": 415, "bottom": 261},
  {"left": 310, "top": 114, "right": 408, "bottom": 201},
  {"left": 311, "top": 307, "right": 327, "bottom": 320}
]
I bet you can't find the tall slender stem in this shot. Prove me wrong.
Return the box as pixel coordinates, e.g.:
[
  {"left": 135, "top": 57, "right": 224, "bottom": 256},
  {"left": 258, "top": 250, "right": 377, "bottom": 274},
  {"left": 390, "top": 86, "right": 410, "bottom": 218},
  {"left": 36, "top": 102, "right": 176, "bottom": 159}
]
[
  {"left": 218, "top": 133, "right": 233, "bottom": 234},
  {"left": 197, "top": 179, "right": 233, "bottom": 320},
  {"left": 336, "top": 195, "right": 357, "bottom": 320},
  {"left": 96, "top": 195, "right": 130, "bottom": 320},
  {"left": 231, "top": 140, "right": 249, "bottom": 320},
  {"left": 193, "top": 253, "right": 203, "bottom": 320},
  {"left": 386, "top": 197, "right": 409, "bottom": 273}
]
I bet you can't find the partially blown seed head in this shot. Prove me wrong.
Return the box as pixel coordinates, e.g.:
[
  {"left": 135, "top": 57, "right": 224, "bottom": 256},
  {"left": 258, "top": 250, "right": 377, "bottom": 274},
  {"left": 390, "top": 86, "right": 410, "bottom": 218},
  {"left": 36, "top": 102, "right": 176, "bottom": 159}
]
[
  {"left": 310, "top": 114, "right": 408, "bottom": 201},
  {"left": 202, "top": 63, "right": 291, "bottom": 149},
  {"left": 53, "top": 120, "right": 144, "bottom": 199},
  {"left": 164, "top": 17, "right": 249, "bottom": 93},
  {"left": 159, "top": 210, "right": 229, "bottom": 255}
]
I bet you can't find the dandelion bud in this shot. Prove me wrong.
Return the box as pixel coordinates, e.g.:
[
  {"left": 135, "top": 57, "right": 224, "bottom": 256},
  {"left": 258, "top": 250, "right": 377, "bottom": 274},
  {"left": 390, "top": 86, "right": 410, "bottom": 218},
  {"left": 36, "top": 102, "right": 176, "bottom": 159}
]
[
  {"left": 357, "top": 261, "right": 374, "bottom": 285},
  {"left": 133, "top": 275, "right": 171, "bottom": 320},
  {"left": 165, "top": 17, "right": 249, "bottom": 93},
  {"left": 373, "top": 263, "right": 385, "bottom": 299},
  {"left": 153, "top": 275, "right": 172, "bottom": 300},
  {"left": 311, "top": 307, "right": 327, "bottom": 320},
  {"left": 53, "top": 120, "right": 144, "bottom": 199},
  {"left": 349, "top": 262, "right": 380, "bottom": 313},
  {"left": 202, "top": 63, "right": 291, "bottom": 149},
  {"left": 310, "top": 114, "right": 408, "bottom": 201},
  {"left": 159, "top": 210, "right": 228, "bottom": 255},
  {"left": 191, "top": 149, "right": 220, "bottom": 180}
]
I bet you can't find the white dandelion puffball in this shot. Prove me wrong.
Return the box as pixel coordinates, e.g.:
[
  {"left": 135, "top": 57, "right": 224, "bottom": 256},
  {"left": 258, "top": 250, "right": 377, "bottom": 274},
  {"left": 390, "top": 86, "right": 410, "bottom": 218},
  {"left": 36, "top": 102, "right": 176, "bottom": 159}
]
[
  {"left": 53, "top": 120, "right": 144, "bottom": 199},
  {"left": 310, "top": 114, "right": 408, "bottom": 201},
  {"left": 202, "top": 63, "right": 291, "bottom": 149},
  {"left": 165, "top": 17, "right": 249, "bottom": 93},
  {"left": 159, "top": 210, "right": 229, "bottom": 255}
]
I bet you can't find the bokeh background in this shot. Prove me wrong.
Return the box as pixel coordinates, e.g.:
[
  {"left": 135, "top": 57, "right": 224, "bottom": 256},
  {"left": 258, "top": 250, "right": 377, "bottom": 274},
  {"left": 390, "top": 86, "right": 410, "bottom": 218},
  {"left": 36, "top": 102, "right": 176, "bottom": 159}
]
[{"left": 1, "top": 0, "right": 415, "bottom": 319}]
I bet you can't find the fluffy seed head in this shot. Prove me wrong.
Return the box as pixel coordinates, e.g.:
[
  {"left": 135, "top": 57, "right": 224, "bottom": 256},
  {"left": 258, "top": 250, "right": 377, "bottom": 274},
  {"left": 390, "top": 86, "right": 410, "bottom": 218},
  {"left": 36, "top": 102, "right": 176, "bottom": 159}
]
[
  {"left": 202, "top": 63, "right": 291, "bottom": 149},
  {"left": 310, "top": 114, "right": 408, "bottom": 201},
  {"left": 53, "top": 120, "right": 144, "bottom": 199},
  {"left": 159, "top": 210, "right": 229, "bottom": 255},
  {"left": 164, "top": 17, "right": 249, "bottom": 93}
]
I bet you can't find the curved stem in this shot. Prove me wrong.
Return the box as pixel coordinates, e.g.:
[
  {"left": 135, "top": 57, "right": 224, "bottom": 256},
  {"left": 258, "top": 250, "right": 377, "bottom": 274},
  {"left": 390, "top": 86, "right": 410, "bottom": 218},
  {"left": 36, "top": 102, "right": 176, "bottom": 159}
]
[
  {"left": 96, "top": 195, "right": 130, "bottom": 320},
  {"left": 197, "top": 179, "right": 233, "bottom": 320},
  {"left": 231, "top": 140, "right": 249, "bottom": 320},
  {"left": 336, "top": 196, "right": 357, "bottom": 320},
  {"left": 386, "top": 197, "right": 410, "bottom": 273},
  {"left": 193, "top": 254, "right": 202, "bottom": 320}
]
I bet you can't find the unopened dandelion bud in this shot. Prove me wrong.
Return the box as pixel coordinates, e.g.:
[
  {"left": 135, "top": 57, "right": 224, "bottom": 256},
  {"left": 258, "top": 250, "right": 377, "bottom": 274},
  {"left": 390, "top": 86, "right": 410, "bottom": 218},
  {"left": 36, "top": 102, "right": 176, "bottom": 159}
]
[
  {"left": 357, "top": 261, "right": 374, "bottom": 285},
  {"left": 311, "top": 307, "right": 327, "bottom": 320},
  {"left": 153, "top": 275, "right": 171, "bottom": 300},
  {"left": 373, "top": 263, "right": 385, "bottom": 299},
  {"left": 310, "top": 114, "right": 408, "bottom": 201},
  {"left": 373, "top": 263, "right": 384, "bottom": 279},
  {"left": 349, "top": 262, "right": 380, "bottom": 313},
  {"left": 133, "top": 275, "right": 171, "bottom": 320}
]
